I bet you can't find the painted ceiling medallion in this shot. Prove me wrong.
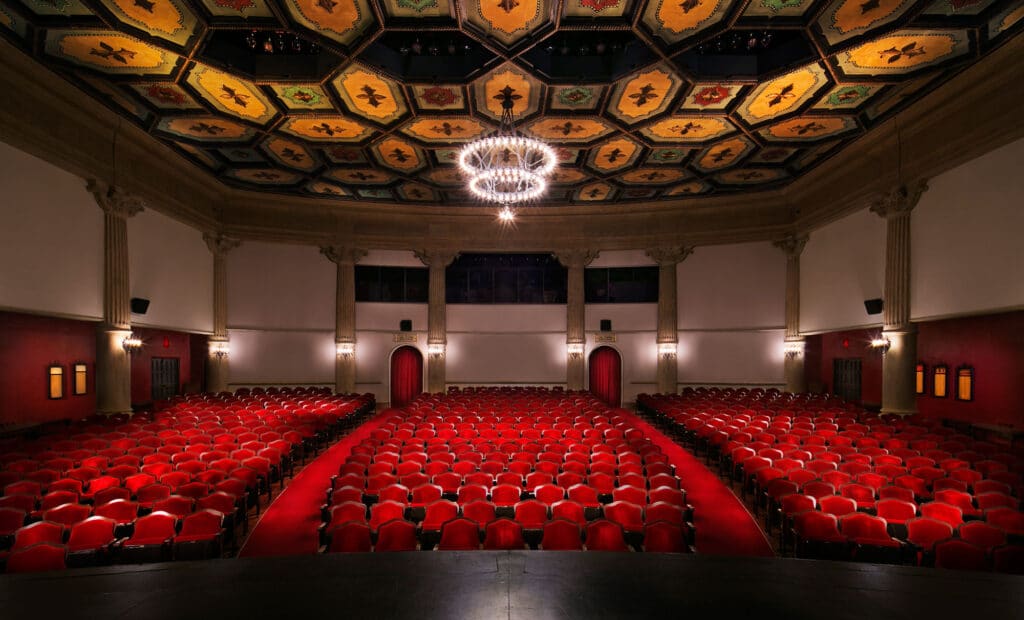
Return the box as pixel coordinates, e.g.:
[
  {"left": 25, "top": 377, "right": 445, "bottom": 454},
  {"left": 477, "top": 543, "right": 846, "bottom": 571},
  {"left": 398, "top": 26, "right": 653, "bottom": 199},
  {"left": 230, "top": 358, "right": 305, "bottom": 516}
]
[
  {"left": 749, "top": 146, "right": 797, "bottom": 163},
  {"left": 200, "top": 0, "right": 275, "bottom": 16},
  {"left": 175, "top": 143, "right": 218, "bottom": 168},
  {"left": 922, "top": 0, "right": 995, "bottom": 16},
  {"left": 333, "top": 66, "right": 408, "bottom": 124},
  {"left": 424, "top": 168, "right": 463, "bottom": 186},
  {"left": 45, "top": 30, "right": 179, "bottom": 75},
  {"left": 694, "top": 137, "right": 753, "bottom": 172},
  {"left": 412, "top": 85, "right": 466, "bottom": 111},
  {"left": 325, "top": 147, "right": 368, "bottom": 164},
  {"left": 548, "top": 168, "right": 589, "bottom": 185},
  {"left": 402, "top": 117, "right": 489, "bottom": 143},
  {"left": 735, "top": 63, "right": 829, "bottom": 125},
  {"left": 477, "top": 68, "right": 540, "bottom": 121},
  {"left": 759, "top": 115, "right": 858, "bottom": 141},
  {"left": 817, "top": 0, "right": 917, "bottom": 47},
  {"left": 280, "top": 0, "right": 374, "bottom": 49},
  {"left": 471, "top": 0, "right": 546, "bottom": 46},
  {"left": 381, "top": 0, "right": 450, "bottom": 18},
  {"left": 586, "top": 137, "right": 641, "bottom": 172},
  {"left": 813, "top": 84, "right": 878, "bottom": 110},
  {"left": 306, "top": 181, "right": 351, "bottom": 196},
  {"left": 157, "top": 116, "right": 256, "bottom": 141},
  {"left": 272, "top": 85, "right": 335, "bottom": 110},
  {"left": 646, "top": 148, "right": 690, "bottom": 164},
  {"left": 187, "top": 64, "right": 276, "bottom": 125},
  {"left": 681, "top": 83, "right": 741, "bottom": 110},
  {"left": 79, "top": 75, "right": 150, "bottom": 121},
  {"left": 575, "top": 181, "right": 614, "bottom": 201},
  {"left": 549, "top": 85, "right": 604, "bottom": 111},
  {"left": 263, "top": 137, "right": 318, "bottom": 172},
  {"left": 131, "top": 83, "right": 201, "bottom": 109},
  {"left": 663, "top": 181, "right": 708, "bottom": 196},
  {"left": 280, "top": 117, "right": 373, "bottom": 142},
  {"left": 715, "top": 168, "right": 787, "bottom": 184},
  {"left": 743, "top": 0, "right": 811, "bottom": 17},
  {"left": 17, "top": 0, "right": 93, "bottom": 17},
  {"left": 564, "top": 0, "right": 632, "bottom": 17},
  {"left": 609, "top": 66, "right": 681, "bottom": 123},
  {"left": 372, "top": 138, "right": 425, "bottom": 171},
  {"left": 640, "top": 116, "right": 734, "bottom": 143},
  {"left": 525, "top": 117, "right": 614, "bottom": 143},
  {"left": 618, "top": 168, "right": 688, "bottom": 184},
  {"left": 643, "top": 0, "right": 730, "bottom": 46},
  {"left": 989, "top": 3, "right": 1024, "bottom": 39},
  {"left": 325, "top": 168, "right": 396, "bottom": 184},
  {"left": 398, "top": 183, "right": 439, "bottom": 201},
  {"left": 837, "top": 30, "right": 969, "bottom": 75},
  {"left": 95, "top": 0, "right": 199, "bottom": 47},
  {"left": 228, "top": 168, "right": 303, "bottom": 184}
]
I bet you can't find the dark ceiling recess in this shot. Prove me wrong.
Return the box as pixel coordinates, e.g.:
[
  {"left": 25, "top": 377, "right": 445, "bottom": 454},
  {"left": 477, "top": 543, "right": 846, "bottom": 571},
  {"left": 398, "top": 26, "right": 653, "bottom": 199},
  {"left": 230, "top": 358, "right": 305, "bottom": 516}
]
[
  {"left": 522, "top": 31, "right": 658, "bottom": 83},
  {"left": 200, "top": 30, "right": 342, "bottom": 81},
  {"left": 674, "top": 29, "right": 816, "bottom": 80},
  {"left": 357, "top": 31, "right": 498, "bottom": 82}
]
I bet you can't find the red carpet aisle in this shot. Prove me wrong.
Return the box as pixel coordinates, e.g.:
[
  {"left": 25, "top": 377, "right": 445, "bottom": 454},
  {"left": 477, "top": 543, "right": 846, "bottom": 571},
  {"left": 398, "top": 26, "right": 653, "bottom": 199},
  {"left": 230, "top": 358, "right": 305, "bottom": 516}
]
[
  {"left": 619, "top": 411, "right": 775, "bottom": 557},
  {"left": 239, "top": 410, "right": 390, "bottom": 557}
]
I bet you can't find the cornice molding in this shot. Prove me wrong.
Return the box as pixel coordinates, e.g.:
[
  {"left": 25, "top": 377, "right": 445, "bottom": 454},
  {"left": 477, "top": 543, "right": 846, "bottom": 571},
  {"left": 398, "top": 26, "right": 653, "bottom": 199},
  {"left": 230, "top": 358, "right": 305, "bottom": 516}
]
[
  {"left": 87, "top": 180, "right": 144, "bottom": 219},
  {"left": 203, "top": 232, "right": 242, "bottom": 257},
  {"left": 553, "top": 249, "right": 600, "bottom": 269},
  {"left": 869, "top": 180, "right": 929, "bottom": 219},
  {"left": 320, "top": 245, "right": 368, "bottom": 265},
  {"left": 772, "top": 234, "right": 809, "bottom": 259},
  {"left": 646, "top": 246, "right": 695, "bottom": 266}
]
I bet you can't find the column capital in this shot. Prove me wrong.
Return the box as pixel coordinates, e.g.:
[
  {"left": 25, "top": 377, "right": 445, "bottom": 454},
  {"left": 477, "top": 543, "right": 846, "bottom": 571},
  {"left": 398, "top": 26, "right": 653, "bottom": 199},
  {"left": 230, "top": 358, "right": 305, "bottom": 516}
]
[
  {"left": 203, "top": 232, "right": 242, "bottom": 257},
  {"left": 870, "top": 179, "right": 929, "bottom": 219},
  {"left": 415, "top": 249, "right": 459, "bottom": 268},
  {"left": 645, "top": 245, "right": 694, "bottom": 266},
  {"left": 320, "top": 245, "right": 367, "bottom": 265},
  {"left": 773, "top": 234, "right": 809, "bottom": 258},
  {"left": 553, "top": 249, "right": 599, "bottom": 269},
  {"left": 87, "top": 180, "right": 144, "bottom": 219}
]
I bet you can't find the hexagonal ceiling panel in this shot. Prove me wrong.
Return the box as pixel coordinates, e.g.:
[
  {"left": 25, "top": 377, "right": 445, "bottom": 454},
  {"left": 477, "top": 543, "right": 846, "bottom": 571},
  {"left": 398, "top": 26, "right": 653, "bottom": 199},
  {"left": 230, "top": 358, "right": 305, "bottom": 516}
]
[{"left": 2, "top": 0, "right": 1019, "bottom": 206}]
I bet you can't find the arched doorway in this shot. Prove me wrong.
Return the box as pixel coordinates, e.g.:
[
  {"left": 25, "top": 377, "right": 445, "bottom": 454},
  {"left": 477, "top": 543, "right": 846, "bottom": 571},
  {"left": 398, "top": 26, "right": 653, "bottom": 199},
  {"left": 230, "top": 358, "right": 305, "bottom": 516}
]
[
  {"left": 390, "top": 346, "right": 424, "bottom": 408},
  {"left": 589, "top": 346, "right": 622, "bottom": 407}
]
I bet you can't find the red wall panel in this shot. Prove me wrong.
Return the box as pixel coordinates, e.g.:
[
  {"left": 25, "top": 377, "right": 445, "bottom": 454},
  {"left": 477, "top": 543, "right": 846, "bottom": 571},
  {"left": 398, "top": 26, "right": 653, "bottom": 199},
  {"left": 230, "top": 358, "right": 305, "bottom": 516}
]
[
  {"left": 0, "top": 311, "right": 97, "bottom": 426},
  {"left": 804, "top": 328, "right": 885, "bottom": 407}
]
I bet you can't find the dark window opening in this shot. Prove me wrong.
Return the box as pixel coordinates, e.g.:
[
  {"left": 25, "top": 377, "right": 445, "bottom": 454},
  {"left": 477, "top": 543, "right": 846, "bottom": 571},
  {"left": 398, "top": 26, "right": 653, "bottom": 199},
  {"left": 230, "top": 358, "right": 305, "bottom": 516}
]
[
  {"left": 446, "top": 254, "right": 567, "bottom": 304},
  {"left": 585, "top": 267, "right": 659, "bottom": 303},
  {"left": 356, "top": 266, "right": 430, "bottom": 303}
]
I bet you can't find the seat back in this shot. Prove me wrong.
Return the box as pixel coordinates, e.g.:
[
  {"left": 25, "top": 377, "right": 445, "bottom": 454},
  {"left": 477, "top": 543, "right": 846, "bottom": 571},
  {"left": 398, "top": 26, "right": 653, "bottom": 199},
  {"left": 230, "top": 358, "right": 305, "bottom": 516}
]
[
  {"left": 6, "top": 543, "right": 66, "bottom": 573},
  {"left": 131, "top": 511, "right": 178, "bottom": 541},
  {"left": 934, "top": 539, "right": 988, "bottom": 571},
  {"left": 643, "top": 521, "right": 687, "bottom": 553},
  {"left": 482, "top": 518, "right": 526, "bottom": 550},
  {"left": 67, "top": 516, "right": 116, "bottom": 550},
  {"left": 374, "top": 519, "right": 418, "bottom": 552},
  {"left": 327, "top": 521, "right": 372, "bottom": 553},
  {"left": 540, "top": 518, "right": 582, "bottom": 550},
  {"left": 437, "top": 518, "right": 481, "bottom": 550},
  {"left": 585, "top": 519, "right": 628, "bottom": 551},
  {"left": 179, "top": 509, "right": 224, "bottom": 537}
]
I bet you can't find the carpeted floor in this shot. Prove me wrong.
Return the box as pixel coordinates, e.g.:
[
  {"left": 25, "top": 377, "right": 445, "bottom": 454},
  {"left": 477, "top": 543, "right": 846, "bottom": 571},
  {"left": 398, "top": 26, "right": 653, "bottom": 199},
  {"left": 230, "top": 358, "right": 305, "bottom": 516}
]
[
  {"left": 618, "top": 411, "right": 775, "bottom": 557},
  {"left": 240, "top": 407, "right": 774, "bottom": 558},
  {"left": 238, "top": 410, "right": 390, "bottom": 558}
]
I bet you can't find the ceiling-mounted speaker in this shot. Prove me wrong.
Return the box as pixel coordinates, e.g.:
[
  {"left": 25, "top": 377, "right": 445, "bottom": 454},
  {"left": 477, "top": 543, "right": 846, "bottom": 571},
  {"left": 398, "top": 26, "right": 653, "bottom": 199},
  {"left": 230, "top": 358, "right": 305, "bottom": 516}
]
[
  {"left": 600, "top": 319, "right": 612, "bottom": 332},
  {"left": 864, "top": 298, "right": 883, "bottom": 316},
  {"left": 399, "top": 319, "right": 412, "bottom": 332},
  {"left": 130, "top": 297, "right": 150, "bottom": 315}
]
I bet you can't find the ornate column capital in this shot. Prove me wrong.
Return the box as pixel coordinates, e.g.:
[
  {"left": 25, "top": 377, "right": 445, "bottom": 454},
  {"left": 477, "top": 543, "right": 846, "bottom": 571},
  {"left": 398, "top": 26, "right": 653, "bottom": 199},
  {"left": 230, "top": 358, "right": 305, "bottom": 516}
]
[
  {"left": 553, "top": 249, "right": 599, "bottom": 269},
  {"left": 773, "top": 234, "right": 809, "bottom": 258},
  {"left": 870, "top": 179, "right": 929, "bottom": 219},
  {"left": 203, "top": 232, "right": 242, "bottom": 257},
  {"left": 415, "top": 249, "right": 459, "bottom": 268},
  {"left": 320, "top": 245, "right": 367, "bottom": 265},
  {"left": 88, "top": 179, "right": 144, "bottom": 219},
  {"left": 645, "top": 245, "right": 694, "bottom": 266}
]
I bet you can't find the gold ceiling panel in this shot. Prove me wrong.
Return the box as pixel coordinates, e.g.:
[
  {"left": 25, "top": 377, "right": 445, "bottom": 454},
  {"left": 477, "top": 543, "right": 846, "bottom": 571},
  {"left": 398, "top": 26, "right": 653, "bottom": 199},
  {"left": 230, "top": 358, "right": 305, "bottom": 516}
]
[
  {"left": 93, "top": 0, "right": 199, "bottom": 48},
  {"left": 758, "top": 115, "right": 858, "bottom": 141},
  {"left": 474, "top": 66, "right": 542, "bottom": 122},
  {"left": 263, "top": 136, "right": 319, "bottom": 172},
  {"left": 618, "top": 168, "right": 688, "bottom": 184},
  {"left": 734, "top": 63, "right": 830, "bottom": 126},
  {"left": 379, "top": 0, "right": 451, "bottom": 18},
  {"left": 228, "top": 168, "right": 304, "bottom": 184},
  {"left": 280, "top": 0, "right": 375, "bottom": 49},
  {"left": 186, "top": 63, "right": 277, "bottom": 125},
  {"left": 715, "top": 168, "right": 788, "bottom": 184},
  {"left": 306, "top": 181, "right": 352, "bottom": 197},
  {"left": 642, "top": 0, "right": 731, "bottom": 47},
  {"left": 44, "top": 30, "right": 180, "bottom": 76},
  {"left": 197, "top": 0, "right": 276, "bottom": 17},
  {"left": 325, "top": 168, "right": 397, "bottom": 184},
  {"left": 372, "top": 137, "right": 426, "bottom": 172},
  {"left": 639, "top": 115, "right": 735, "bottom": 143},
  {"left": 607, "top": 65, "right": 683, "bottom": 124},
  {"left": 524, "top": 117, "right": 615, "bottom": 143},
  {"left": 574, "top": 181, "right": 615, "bottom": 201},
  {"left": 815, "top": 0, "right": 917, "bottom": 48},
  {"left": 397, "top": 182, "right": 440, "bottom": 201},
  {"left": 663, "top": 181, "right": 709, "bottom": 196},
  {"left": 280, "top": 117, "right": 374, "bottom": 142},
  {"left": 465, "top": 0, "right": 549, "bottom": 48},
  {"left": 332, "top": 65, "right": 409, "bottom": 125},
  {"left": 586, "top": 137, "right": 642, "bottom": 173},
  {"left": 693, "top": 136, "right": 754, "bottom": 172},
  {"left": 836, "top": 30, "right": 971, "bottom": 76},
  {"left": 401, "top": 117, "right": 490, "bottom": 143},
  {"left": 156, "top": 116, "right": 257, "bottom": 141}
]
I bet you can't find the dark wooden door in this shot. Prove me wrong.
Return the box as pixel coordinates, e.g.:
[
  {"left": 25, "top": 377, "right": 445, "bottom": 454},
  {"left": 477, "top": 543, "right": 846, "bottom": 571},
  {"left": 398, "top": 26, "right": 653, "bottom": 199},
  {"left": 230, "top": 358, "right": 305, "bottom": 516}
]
[
  {"left": 151, "top": 357, "right": 180, "bottom": 402},
  {"left": 832, "top": 358, "right": 862, "bottom": 403}
]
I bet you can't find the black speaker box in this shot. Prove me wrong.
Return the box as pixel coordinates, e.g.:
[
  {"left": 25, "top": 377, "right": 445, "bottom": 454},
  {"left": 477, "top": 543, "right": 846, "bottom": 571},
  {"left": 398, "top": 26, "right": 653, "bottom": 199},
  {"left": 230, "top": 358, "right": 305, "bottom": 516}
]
[
  {"left": 864, "top": 298, "right": 883, "bottom": 315},
  {"left": 600, "top": 319, "right": 612, "bottom": 332},
  {"left": 130, "top": 297, "right": 150, "bottom": 315},
  {"left": 399, "top": 319, "right": 412, "bottom": 332}
]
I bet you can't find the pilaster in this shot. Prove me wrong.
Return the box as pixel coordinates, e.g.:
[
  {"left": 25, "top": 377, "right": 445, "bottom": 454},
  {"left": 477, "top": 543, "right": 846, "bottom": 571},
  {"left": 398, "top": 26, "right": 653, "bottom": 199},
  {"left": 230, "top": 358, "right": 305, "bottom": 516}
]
[
  {"left": 203, "top": 233, "right": 241, "bottom": 394},
  {"left": 415, "top": 249, "right": 459, "bottom": 393},
  {"left": 773, "top": 234, "right": 809, "bottom": 394},
  {"left": 646, "top": 246, "right": 694, "bottom": 395},
  {"left": 321, "top": 245, "right": 367, "bottom": 394},
  {"left": 554, "top": 249, "right": 599, "bottom": 391}
]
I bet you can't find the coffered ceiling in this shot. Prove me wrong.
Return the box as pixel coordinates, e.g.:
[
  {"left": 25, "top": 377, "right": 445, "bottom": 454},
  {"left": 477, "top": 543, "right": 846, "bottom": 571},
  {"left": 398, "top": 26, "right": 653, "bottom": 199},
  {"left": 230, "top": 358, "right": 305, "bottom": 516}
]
[{"left": 0, "top": 0, "right": 1020, "bottom": 207}]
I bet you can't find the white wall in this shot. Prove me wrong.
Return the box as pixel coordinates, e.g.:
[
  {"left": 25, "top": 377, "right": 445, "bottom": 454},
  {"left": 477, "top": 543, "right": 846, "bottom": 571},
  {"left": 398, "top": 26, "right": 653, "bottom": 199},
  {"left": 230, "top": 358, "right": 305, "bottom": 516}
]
[
  {"left": 228, "top": 328, "right": 334, "bottom": 385},
  {"left": 0, "top": 141, "right": 103, "bottom": 319},
  {"left": 128, "top": 209, "right": 212, "bottom": 332},
  {"left": 678, "top": 242, "right": 785, "bottom": 329},
  {"left": 355, "top": 302, "right": 428, "bottom": 402},
  {"left": 801, "top": 208, "right": 887, "bottom": 333},
  {"left": 911, "top": 136, "right": 1024, "bottom": 320},
  {"left": 227, "top": 241, "right": 334, "bottom": 330}
]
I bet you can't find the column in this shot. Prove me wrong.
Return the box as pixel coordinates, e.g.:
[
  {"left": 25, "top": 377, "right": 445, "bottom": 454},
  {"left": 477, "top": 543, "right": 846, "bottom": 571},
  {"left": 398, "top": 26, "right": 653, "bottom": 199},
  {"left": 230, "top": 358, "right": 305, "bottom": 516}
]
[
  {"left": 415, "top": 249, "right": 458, "bottom": 393},
  {"left": 203, "top": 233, "right": 241, "bottom": 395},
  {"left": 646, "top": 246, "right": 694, "bottom": 395},
  {"left": 870, "top": 179, "right": 928, "bottom": 416},
  {"left": 321, "top": 245, "right": 367, "bottom": 394},
  {"left": 555, "top": 249, "right": 599, "bottom": 391},
  {"left": 88, "top": 180, "right": 143, "bottom": 415},
  {"left": 773, "top": 234, "right": 810, "bottom": 394}
]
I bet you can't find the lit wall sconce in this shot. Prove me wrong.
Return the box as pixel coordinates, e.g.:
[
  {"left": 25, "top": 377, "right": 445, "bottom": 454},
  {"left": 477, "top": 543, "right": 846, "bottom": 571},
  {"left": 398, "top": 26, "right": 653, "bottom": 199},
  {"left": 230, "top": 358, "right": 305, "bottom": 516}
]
[
  {"left": 209, "top": 340, "right": 230, "bottom": 358},
  {"left": 870, "top": 337, "right": 891, "bottom": 354},
  {"left": 336, "top": 341, "right": 355, "bottom": 357},
  {"left": 567, "top": 342, "right": 585, "bottom": 359},
  {"left": 427, "top": 343, "right": 446, "bottom": 357},
  {"left": 658, "top": 342, "right": 677, "bottom": 358},
  {"left": 122, "top": 334, "right": 143, "bottom": 353},
  {"left": 783, "top": 340, "right": 805, "bottom": 358}
]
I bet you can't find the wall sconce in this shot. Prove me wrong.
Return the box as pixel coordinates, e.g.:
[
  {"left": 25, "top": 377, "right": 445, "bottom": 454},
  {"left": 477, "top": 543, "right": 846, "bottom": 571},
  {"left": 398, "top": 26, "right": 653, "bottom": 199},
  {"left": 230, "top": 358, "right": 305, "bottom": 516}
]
[
  {"left": 783, "top": 340, "right": 805, "bottom": 358},
  {"left": 122, "top": 334, "right": 142, "bottom": 353},
  {"left": 567, "top": 342, "right": 584, "bottom": 359},
  {"left": 427, "top": 343, "right": 446, "bottom": 357},
  {"left": 658, "top": 342, "right": 677, "bottom": 358},
  {"left": 870, "top": 337, "right": 891, "bottom": 353},
  {"left": 336, "top": 341, "right": 355, "bottom": 357},
  {"left": 209, "top": 341, "right": 230, "bottom": 358}
]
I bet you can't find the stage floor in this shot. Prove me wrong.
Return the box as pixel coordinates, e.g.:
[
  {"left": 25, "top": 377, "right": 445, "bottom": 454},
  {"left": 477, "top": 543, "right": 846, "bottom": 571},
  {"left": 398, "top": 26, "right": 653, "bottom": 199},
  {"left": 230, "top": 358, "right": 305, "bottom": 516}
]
[{"left": 2, "top": 552, "right": 1022, "bottom": 619}]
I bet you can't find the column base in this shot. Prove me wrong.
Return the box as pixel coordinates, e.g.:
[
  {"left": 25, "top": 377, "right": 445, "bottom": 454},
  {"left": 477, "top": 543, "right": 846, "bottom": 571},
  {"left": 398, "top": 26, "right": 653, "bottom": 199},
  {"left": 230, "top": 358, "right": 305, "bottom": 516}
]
[
  {"left": 881, "top": 326, "right": 918, "bottom": 418},
  {"left": 96, "top": 326, "right": 132, "bottom": 415}
]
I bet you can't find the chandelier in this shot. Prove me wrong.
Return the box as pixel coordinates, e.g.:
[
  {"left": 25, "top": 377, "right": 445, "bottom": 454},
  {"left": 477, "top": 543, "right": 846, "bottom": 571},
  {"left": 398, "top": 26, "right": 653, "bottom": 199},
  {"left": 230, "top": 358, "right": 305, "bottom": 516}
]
[{"left": 458, "top": 86, "right": 557, "bottom": 218}]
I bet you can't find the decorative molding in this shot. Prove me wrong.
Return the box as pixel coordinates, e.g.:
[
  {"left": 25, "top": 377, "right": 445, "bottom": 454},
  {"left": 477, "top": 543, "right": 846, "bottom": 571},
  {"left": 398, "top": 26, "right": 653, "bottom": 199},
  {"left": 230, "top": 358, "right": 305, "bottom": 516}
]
[
  {"left": 772, "top": 234, "right": 809, "bottom": 258},
  {"left": 203, "top": 232, "right": 242, "bottom": 257},
  {"left": 414, "top": 250, "right": 459, "bottom": 268},
  {"left": 645, "top": 246, "right": 695, "bottom": 266},
  {"left": 553, "top": 249, "right": 600, "bottom": 269},
  {"left": 320, "top": 245, "right": 368, "bottom": 265},
  {"left": 869, "top": 180, "right": 930, "bottom": 219},
  {"left": 87, "top": 180, "right": 144, "bottom": 219},
  {"left": 393, "top": 333, "right": 418, "bottom": 343}
]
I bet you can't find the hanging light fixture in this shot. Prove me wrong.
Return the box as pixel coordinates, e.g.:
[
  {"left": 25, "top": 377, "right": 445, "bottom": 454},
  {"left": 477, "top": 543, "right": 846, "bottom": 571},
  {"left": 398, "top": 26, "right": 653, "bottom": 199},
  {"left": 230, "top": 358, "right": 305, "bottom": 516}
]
[{"left": 458, "top": 86, "right": 557, "bottom": 219}]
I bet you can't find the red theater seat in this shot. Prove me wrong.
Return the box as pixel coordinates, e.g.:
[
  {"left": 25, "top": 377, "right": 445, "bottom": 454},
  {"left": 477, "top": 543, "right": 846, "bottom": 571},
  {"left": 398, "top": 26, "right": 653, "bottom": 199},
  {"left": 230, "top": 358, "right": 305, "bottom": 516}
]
[
  {"left": 643, "top": 521, "right": 689, "bottom": 553},
  {"left": 66, "top": 516, "right": 117, "bottom": 567},
  {"left": 437, "top": 518, "right": 481, "bottom": 550},
  {"left": 585, "top": 520, "right": 629, "bottom": 552},
  {"left": 6, "top": 543, "right": 66, "bottom": 573},
  {"left": 482, "top": 518, "right": 527, "bottom": 550},
  {"left": 375, "top": 519, "right": 418, "bottom": 552},
  {"left": 934, "top": 539, "right": 988, "bottom": 572},
  {"left": 326, "top": 520, "right": 372, "bottom": 553},
  {"left": 541, "top": 518, "right": 582, "bottom": 550},
  {"left": 121, "top": 511, "right": 177, "bottom": 563}
]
